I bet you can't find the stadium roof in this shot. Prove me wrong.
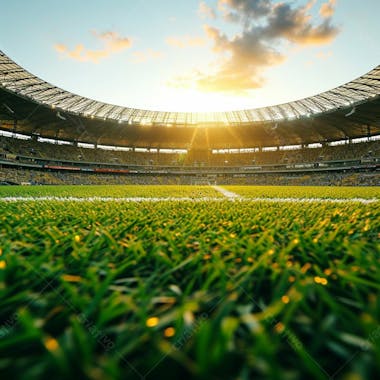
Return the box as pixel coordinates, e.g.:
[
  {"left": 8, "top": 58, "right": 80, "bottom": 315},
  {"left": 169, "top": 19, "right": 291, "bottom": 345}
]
[{"left": 0, "top": 50, "right": 379, "bottom": 149}]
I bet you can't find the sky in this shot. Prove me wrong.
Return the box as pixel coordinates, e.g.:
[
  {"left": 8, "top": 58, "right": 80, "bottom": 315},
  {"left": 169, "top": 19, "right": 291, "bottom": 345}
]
[{"left": 0, "top": 0, "right": 379, "bottom": 112}]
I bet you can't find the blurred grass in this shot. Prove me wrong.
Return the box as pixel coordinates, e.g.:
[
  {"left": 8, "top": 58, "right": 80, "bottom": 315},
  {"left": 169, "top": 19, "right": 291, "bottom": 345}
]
[
  {"left": 0, "top": 186, "right": 379, "bottom": 379},
  {"left": 0, "top": 185, "right": 222, "bottom": 198},
  {"left": 225, "top": 185, "right": 380, "bottom": 199}
]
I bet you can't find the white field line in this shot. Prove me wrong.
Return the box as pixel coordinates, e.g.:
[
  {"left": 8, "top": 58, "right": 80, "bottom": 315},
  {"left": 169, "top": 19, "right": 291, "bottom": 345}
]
[
  {"left": 0, "top": 196, "right": 222, "bottom": 202},
  {"left": 245, "top": 197, "right": 379, "bottom": 204},
  {"left": 212, "top": 186, "right": 241, "bottom": 199},
  {"left": 0, "top": 196, "right": 378, "bottom": 204}
]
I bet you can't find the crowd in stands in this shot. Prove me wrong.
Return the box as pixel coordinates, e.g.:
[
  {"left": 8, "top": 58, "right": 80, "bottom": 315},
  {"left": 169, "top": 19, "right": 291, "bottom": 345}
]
[
  {"left": 1, "top": 135, "right": 379, "bottom": 168},
  {"left": 0, "top": 136, "right": 183, "bottom": 166},
  {"left": 0, "top": 134, "right": 379, "bottom": 186},
  {"left": 0, "top": 167, "right": 185, "bottom": 185},
  {"left": 1, "top": 166, "right": 378, "bottom": 187},
  {"left": 0, "top": 167, "right": 60, "bottom": 185},
  {"left": 210, "top": 141, "right": 380, "bottom": 166}
]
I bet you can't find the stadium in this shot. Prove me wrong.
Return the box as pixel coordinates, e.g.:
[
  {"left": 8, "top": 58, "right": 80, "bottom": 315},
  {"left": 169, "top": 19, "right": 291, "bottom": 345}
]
[
  {"left": 1, "top": 1, "right": 380, "bottom": 379},
  {"left": 0, "top": 50, "right": 379, "bottom": 186}
]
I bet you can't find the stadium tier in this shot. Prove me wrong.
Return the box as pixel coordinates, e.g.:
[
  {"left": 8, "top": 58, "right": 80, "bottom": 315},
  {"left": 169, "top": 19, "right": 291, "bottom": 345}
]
[
  {"left": 0, "top": 134, "right": 379, "bottom": 185},
  {"left": 0, "top": 50, "right": 379, "bottom": 185}
]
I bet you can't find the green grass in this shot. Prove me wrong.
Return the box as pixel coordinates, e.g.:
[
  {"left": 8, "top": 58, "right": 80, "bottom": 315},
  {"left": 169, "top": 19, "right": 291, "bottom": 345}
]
[
  {"left": 0, "top": 186, "right": 379, "bottom": 380},
  {"left": 0, "top": 185, "right": 222, "bottom": 198},
  {"left": 224, "top": 185, "right": 380, "bottom": 199}
]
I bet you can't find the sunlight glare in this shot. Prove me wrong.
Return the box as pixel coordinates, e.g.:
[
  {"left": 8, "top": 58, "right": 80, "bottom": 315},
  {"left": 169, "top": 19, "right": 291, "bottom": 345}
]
[{"left": 155, "top": 86, "right": 261, "bottom": 112}]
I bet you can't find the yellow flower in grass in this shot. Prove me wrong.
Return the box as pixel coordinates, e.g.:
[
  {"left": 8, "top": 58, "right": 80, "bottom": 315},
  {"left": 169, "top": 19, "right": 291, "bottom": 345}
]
[
  {"left": 274, "top": 322, "right": 285, "bottom": 333},
  {"left": 314, "top": 276, "right": 328, "bottom": 286},
  {"left": 164, "top": 327, "right": 175, "bottom": 337},
  {"left": 146, "top": 317, "right": 159, "bottom": 327},
  {"left": 281, "top": 295, "right": 290, "bottom": 304},
  {"left": 0, "top": 261, "right": 6, "bottom": 269},
  {"left": 44, "top": 337, "right": 59, "bottom": 351},
  {"left": 363, "top": 219, "right": 371, "bottom": 232}
]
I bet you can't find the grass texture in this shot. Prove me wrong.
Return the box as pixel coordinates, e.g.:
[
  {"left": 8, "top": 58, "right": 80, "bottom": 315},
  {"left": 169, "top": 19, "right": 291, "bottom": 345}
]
[{"left": 0, "top": 185, "right": 379, "bottom": 380}]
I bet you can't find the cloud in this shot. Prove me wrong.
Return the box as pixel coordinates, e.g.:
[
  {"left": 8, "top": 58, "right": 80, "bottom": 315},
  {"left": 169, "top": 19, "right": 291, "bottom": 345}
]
[
  {"left": 199, "top": 1, "right": 217, "bottom": 19},
  {"left": 172, "top": 0, "right": 340, "bottom": 93},
  {"left": 54, "top": 31, "right": 132, "bottom": 63},
  {"left": 218, "top": 0, "right": 272, "bottom": 22},
  {"left": 131, "top": 49, "right": 164, "bottom": 63},
  {"left": 320, "top": 0, "right": 337, "bottom": 18},
  {"left": 262, "top": 2, "right": 339, "bottom": 45},
  {"left": 195, "top": 24, "right": 285, "bottom": 92},
  {"left": 166, "top": 35, "right": 207, "bottom": 48}
]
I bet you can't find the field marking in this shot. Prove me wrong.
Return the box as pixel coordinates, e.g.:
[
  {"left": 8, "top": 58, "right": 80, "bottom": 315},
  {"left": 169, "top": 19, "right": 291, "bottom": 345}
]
[
  {"left": 0, "top": 196, "right": 378, "bottom": 204},
  {"left": 212, "top": 186, "right": 242, "bottom": 199},
  {"left": 245, "top": 197, "right": 379, "bottom": 204},
  {"left": 0, "top": 196, "right": 223, "bottom": 202}
]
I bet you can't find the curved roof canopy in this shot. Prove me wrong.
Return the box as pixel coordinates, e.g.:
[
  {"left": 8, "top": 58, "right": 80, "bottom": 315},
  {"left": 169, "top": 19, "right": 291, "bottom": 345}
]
[
  {"left": 1, "top": 50, "right": 379, "bottom": 126},
  {"left": 0, "top": 50, "right": 379, "bottom": 149}
]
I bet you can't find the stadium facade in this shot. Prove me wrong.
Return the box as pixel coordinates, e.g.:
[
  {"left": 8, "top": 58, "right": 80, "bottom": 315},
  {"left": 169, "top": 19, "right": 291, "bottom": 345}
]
[{"left": 0, "top": 51, "right": 379, "bottom": 185}]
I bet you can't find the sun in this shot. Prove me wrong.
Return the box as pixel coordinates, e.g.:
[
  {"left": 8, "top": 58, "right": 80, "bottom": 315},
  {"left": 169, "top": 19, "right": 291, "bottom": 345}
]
[{"left": 154, "top": 86, "right": 260, "bottom": 113}]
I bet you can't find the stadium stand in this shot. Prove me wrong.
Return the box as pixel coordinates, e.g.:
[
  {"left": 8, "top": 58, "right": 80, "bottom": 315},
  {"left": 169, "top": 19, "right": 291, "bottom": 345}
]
[
  {"left": 0, "top": 134, "right": 379, "bottom": 185},
  {"left": 0, "top": 50, "right": 379, "bottom": 186}
]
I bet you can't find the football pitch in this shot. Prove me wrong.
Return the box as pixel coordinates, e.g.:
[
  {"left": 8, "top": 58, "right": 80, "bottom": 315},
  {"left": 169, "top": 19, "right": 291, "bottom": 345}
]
[{"left": 0, "top": 185, "right": 379, "bottom": 379}]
